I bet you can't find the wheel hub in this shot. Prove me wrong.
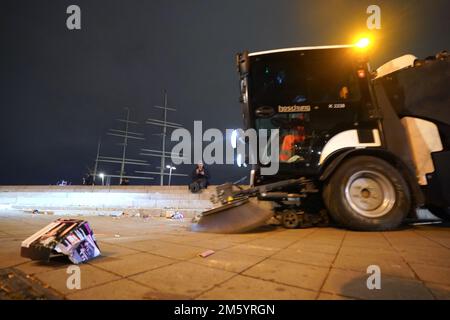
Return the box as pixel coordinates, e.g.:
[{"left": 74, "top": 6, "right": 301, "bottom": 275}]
[
  {"left": 344, "top": 170, "right": 396, "bottom": 218},
  {"left": 282, "top": 212, "right": 300, "bottom": 228}
]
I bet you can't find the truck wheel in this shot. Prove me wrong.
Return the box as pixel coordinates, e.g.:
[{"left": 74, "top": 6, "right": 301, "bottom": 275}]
[
  {"left": 427, "top": 205, "right": 450, "bottom": 221},
  {"left": 323, "top": 156, "right": 411, "bottom": 231},
  {"left": 281, "top": 211, "right": 300, "bottom": 228}
]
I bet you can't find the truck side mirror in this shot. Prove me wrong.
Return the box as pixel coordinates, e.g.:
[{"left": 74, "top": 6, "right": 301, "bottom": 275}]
[{"left": 236, "top": 51, "right": 250, "bottom": 75}]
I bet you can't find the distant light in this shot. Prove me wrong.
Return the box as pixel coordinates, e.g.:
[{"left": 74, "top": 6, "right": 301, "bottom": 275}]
[
  {"left": 99, "top": 173, "right": 104, "bottom": 178},
  {"left": 166, "top": 165, "right": 176, "bottom": 170},
  {"left": 166, "top": 165, "right": 171, "bottom": 169},
  {"left": 355, "top": 37, "right": 370, "bottom": 48}
]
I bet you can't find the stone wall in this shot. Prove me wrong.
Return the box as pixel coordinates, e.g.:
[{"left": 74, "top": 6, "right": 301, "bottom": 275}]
[{"left": 0, "top": 186, "right": 215, "bottom": 217}]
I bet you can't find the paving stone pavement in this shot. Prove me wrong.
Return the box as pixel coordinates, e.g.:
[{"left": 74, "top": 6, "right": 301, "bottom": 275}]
[{"left": 0, "top": 210, "right": 449, "bottom": 300}]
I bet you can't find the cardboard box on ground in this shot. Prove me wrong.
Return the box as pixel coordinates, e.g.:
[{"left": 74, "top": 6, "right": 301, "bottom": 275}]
[{"left": 21, "top": 219, "right": 101, "bottom": 264}]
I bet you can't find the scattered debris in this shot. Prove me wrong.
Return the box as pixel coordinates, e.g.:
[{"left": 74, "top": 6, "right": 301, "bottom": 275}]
[
  {"left": 164, "top": 210, "right": 174, "bottom": 218},
  {"left": 163, "top": 210, "right": 184, "bottom": 219},
  {"left": 122, "top": 209, "right": 141, "bottom": 217},
  {"left": 21, "top": 218, "right": 101, "bottom": 264},
  {"left": 198, "top": 250, "right": 215, "bottom": 258},
  {"left": 30, "top": 209, "right": 54, "bottom": 215},
  {"left": 109, "top": 211, "right": 122, "bottom": 217},
  {"left": 171, "top": 211, "right": 184, "bottom": 220}
]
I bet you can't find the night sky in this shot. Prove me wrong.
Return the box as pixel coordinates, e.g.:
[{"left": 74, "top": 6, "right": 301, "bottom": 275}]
[{"left": 1, "top": 0, "right": 449, "bottom": 185}]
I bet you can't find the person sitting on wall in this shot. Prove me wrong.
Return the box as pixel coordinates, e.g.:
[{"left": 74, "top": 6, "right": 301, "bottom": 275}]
[{"left": 189, "top": 162, "right": 210, "bottom": 193}]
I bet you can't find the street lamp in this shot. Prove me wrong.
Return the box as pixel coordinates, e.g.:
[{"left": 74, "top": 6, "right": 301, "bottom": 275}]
[
  {"left": 165, "top": 165, "right": 176, "bottom": 186},
  {"left": 99, "top": 173, "right": 105, "bottom": 186}
]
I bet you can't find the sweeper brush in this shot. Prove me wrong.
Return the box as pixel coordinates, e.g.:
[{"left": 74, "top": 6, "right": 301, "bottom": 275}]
[
  {"left": 191, "top": 178, "right": 314, "bottom": 233},
  {"left": 191, "top": 198, "right": 273, "bottom": 233}
]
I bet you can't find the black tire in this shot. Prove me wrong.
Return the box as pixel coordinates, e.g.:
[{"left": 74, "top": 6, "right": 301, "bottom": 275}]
[
  {"left": 427, "top": 205, "right": 450, "bottom": 221},
  {"left": 323, "top": 156, "right": 411, "bottom": 231},
  {"left": 281, "top": 211, "right": 300, "bottom": 229}
]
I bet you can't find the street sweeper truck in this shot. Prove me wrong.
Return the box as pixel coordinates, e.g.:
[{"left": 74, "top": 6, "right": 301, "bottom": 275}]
[{"left": 192, "top": 40, "right": 450, "bottom": 232}]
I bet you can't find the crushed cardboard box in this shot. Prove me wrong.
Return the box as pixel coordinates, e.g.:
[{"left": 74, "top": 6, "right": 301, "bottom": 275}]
[{"left": 21, "top": 218, "right": 101, "bottom": 264}]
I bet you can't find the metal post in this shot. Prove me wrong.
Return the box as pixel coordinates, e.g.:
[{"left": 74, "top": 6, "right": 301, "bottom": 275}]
[
  {"left": 119, "top": 107, "right": 130, "bottom": 184},
  {"left": 168, "top": 166, "right": 173, "bottom": 186},
  {"left": 160, "top": 91, "right": 168, "bottom": 186},
  {"left": 93, "top": 138, "right": 101, "bottom": 185}
]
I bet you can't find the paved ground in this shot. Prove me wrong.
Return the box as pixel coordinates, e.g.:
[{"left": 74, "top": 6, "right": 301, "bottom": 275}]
[{"left": 0, "top": 210, "right": 449, "bottom": 300}]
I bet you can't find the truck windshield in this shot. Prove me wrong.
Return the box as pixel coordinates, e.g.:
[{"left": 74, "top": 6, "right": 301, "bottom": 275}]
[
  {"left": 249, "top": 48, "right": 361, "bottom": 107},
  {"left": 250, "top": 48, "right": 363, "bottom": 165}
]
